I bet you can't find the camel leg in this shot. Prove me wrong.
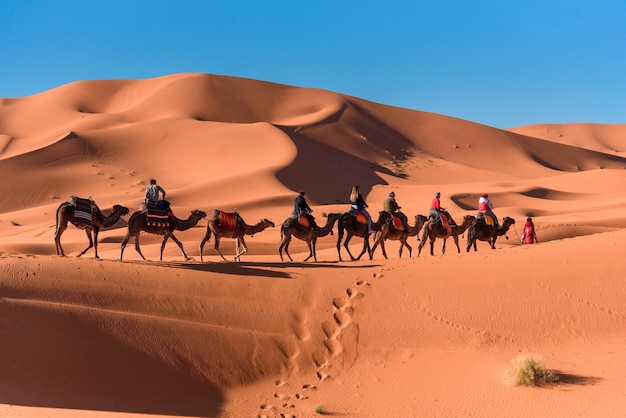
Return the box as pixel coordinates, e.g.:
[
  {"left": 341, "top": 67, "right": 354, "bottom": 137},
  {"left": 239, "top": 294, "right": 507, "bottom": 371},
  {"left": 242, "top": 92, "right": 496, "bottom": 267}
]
[
  {"left": 213, "top": 236, "right": 228, "bottom": 262},
  {"left": 336, "top": 227, "right": 346, "bottom": 261},
  {"left": 167, "top": 233, "right": 189, "bottom": 261},
  {"left": 133, "top": 233, "right": 146, "bottom": 260},
  {"left": 93, "top": 228, "right": 100, "bottom": 258},
  {"left": 54, "top": 221, "right": 68, "bottom": 256},
  {"left": 342, "top": 234, "right": 357, "bottom": 261},
  {"left": 417, "top": 237, "right": 426, "bottom": 257},
  {"left": 453, "top": 236, "right": 461, "bottom": 253},
  {"left": 369, "top": 230, "right": 383, "bottom": 259},
  {"left": 399, "top": 236, "right": 412, "bottom": 258},
  {"left": 490, "top": 236, "right": 498, "bottom": 249},
  {"left": 120, "top": 232, "right": 130, "bottom": 260},
  {"left": 279, "top": 233, "right": 293, "bottom": 262},
  {"left": 199, "top": 229, "right": 211, "bottom": 262},
  {"left": 356, "top": 235, "right": 370, "bottom": 260},
  {"left": 417, "top": 226, "right": 430, "bottom": 257},
  {"left": 429, "top": 237, "right": 436, "bottom": 256},
  {"left": 78, "top": 228, "right": 94, "bottom": 258},
  {"left": 372, "top": 230, "right": 388, "bottom": 260},
  {"left": 309, "top": 237, "right": 317, "bottom": 263},
  {"left": 234, "top": 237, "right": 248, "bottom": 262},
  {"left": 442, "top": 238, "right": 446, "bottom": 255},
  {"left": 303, "top": 236, "right": 316, "bottom": 262}
]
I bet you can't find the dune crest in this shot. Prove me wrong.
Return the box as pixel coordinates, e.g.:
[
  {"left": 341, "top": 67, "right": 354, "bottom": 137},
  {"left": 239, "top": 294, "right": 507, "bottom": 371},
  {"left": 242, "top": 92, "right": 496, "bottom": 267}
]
[{"left": 2, "top": 73, "right": 626, "bottom": 418}]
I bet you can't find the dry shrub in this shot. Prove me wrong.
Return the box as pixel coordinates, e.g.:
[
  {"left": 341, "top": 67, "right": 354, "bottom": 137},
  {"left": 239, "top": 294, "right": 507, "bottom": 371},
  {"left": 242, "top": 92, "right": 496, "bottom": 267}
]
[{"left": 509, "top": 354, "right": 559, "bottom": 386}]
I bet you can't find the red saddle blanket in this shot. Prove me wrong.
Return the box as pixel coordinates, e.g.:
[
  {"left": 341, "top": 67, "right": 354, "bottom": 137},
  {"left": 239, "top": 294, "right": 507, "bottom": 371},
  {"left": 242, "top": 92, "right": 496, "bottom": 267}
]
[
  {"left": 218, "top": 211, "right": 238, "bottom": 230},
  {"left": 354, "top": 210, "right": 368, "bottom": 225},
  {"left": 298, "top": 215, "right": 310, "bottom": 228},
  {"left": 440, "top": 213, "right": 452, "bottom": 234},
  {"left": 391, "top": 214, "right": 404, "bottom": 230}
]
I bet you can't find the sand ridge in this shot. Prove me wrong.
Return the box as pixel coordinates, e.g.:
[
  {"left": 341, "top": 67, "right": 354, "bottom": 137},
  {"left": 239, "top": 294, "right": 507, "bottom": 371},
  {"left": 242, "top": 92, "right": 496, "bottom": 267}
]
[{"left": 2, "top": 73, "right": 626, "bottom": 417}]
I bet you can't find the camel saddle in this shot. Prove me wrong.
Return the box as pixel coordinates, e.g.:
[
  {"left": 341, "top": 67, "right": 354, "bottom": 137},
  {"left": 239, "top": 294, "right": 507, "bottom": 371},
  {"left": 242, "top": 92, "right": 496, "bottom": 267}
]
[
  {"left": 218, "top": 210, "right": 238, "bottom": 231},
  {"left": 298, "top": 215, "right": 311, "bottom": 228},
  {"left": 146, "top": 203, "right": 170, "bottom": 227},
  {"left": 476, "top": 211, "right": 496, "bottom": 228},
  {"left": 70, "top": 196, "right": 96, "bottom": 227},
  {"left": 439, "top": 213, "right": 452, "bottom": 235},
  {"left": 349, "top": 209, "right": 368, "bottom": 225},
  {"left": 391, "top": 214, "right": 404, "bottom": 231}
]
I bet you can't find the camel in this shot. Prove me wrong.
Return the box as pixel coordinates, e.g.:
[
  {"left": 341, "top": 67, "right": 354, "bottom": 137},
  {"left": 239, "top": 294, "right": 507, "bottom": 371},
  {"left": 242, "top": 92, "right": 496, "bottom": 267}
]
[
  {"left": 120, "top": 208, "right": 207, "bottom": 261},
  {"left": 417, "top": 214, "right": 476, "bottom": 256},
  {"left": 336, "top": 211, "right": 390, "bottom": 261},
  {"left": 279, "top": 212, "right": 342, "bottom": 262},
  {"left": 370, "top": 214, "right": 429, "bottom": 259},
  {"left": 466, "top": 216, "right": 516, "bottom": 252},
  {"left": 200, "top": 210, "right": 275, "bottom": 262},
  {"left": 55, "top": 200, "right": 130, "bottom": 258}
]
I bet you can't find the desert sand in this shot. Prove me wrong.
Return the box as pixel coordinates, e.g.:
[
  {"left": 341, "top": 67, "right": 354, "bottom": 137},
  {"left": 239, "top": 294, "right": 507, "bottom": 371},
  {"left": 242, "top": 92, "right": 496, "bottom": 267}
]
[{"left": 2, "top": 73, "right": 626, "bottom": 417}]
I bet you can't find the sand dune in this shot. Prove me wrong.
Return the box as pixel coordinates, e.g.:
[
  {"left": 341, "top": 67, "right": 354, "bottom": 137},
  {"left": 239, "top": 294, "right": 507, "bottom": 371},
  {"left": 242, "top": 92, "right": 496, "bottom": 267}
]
[{"left": 2, "top": 73, "right": 626, "bottom": 417}]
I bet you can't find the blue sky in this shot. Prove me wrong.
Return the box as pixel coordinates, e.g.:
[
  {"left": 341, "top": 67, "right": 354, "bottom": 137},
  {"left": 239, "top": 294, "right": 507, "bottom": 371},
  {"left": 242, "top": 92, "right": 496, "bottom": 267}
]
[{"left": 1, "top": 0, "right": 625, "bottom": 129}]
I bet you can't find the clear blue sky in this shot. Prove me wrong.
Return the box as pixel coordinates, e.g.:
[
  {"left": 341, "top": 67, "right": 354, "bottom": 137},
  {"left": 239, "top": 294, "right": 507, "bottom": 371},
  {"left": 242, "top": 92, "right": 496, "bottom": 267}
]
[{"left": 1, "top": 0, "right": 625, "bottom": 129}]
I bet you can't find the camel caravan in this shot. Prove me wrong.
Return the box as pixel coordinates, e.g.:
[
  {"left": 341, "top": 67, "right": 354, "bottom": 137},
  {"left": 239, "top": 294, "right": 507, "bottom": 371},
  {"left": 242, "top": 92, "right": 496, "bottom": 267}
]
[{"left": 53, "top": 189, "right": 517, "bottom": 263}]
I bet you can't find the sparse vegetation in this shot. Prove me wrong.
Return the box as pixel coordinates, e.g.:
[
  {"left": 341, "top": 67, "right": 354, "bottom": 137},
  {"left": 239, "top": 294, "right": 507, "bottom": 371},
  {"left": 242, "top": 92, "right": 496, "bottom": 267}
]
[
  {"left": 10, "top": 221, "right": 20, "bottom": 226},
  {"left": 509, "top": 354, "right": 558, "bottom": 386},
  {"left": 314, "top": 404, "right": 325, "bottom": 414}
]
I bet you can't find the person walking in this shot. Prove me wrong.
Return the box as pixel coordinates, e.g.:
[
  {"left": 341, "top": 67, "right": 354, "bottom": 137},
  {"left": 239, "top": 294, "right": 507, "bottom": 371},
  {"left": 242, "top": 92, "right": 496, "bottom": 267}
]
[{"left": 521, "top": 217, "right": 538, "bottom": 244}]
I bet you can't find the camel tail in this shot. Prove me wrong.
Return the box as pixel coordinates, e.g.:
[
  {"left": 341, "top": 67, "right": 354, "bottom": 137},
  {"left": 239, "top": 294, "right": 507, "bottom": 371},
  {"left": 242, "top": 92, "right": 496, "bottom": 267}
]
[{"left": 55, "top": 202, "right": 70, "bottom": 233}]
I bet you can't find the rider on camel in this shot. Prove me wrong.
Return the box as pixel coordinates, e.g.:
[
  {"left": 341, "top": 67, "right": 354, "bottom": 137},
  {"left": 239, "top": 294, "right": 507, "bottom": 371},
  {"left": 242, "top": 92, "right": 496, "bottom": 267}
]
[
  {"left": 145, "top": 179, "right": 166, "bottom": 209},
  {"left": 350, "top": 185, "right": 374, "bottom": 234},
  {"left": 430, "top": 192, "right": 456, "bottom": 225},
  {"left": 293, "top": 190, "right": 317, "bottom": 229},
  {"left": 383, "top": 191, "right": 409, "bottom": 232},
  {"left": 478, "top": 193, "right": 499, "bottom": 228}
]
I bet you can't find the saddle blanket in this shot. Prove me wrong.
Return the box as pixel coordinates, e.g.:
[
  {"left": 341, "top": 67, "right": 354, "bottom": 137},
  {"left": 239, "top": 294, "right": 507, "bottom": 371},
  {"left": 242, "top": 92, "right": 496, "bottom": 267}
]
[
  {"left": 146, "top": 205, "right": 170, "bottom": 227},
  {"left": 349, "top": 209, "right": 368, "bottom": 225},
  {"left": 391, "top": 214, "right": 404, "bottom": 230},
  {"left": 218, "top": 210, "right": 238, "bottom": 231},
  {"left": 440, "top": 213, "right": 452, "bottom": 235},
  {"left": 298, "top": 215, "right": 310, "bottom": 228},
  {"left": 70, "top": 196, "right": 95, "bottom": 227},
  {"left": 477, "top": 211, "right": 496, "bottom": 227}
]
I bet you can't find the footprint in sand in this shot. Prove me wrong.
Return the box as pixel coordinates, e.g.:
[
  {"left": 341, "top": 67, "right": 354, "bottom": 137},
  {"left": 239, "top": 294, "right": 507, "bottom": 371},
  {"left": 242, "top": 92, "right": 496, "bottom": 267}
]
[{"left": 346, "top": 287, "right": 361, "bottom": 298}]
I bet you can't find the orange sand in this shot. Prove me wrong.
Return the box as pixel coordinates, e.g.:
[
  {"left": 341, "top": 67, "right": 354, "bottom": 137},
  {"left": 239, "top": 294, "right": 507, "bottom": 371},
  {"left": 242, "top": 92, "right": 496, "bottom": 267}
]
[{"left": 2, "top": 73, "right": 626, "bottom": 417}]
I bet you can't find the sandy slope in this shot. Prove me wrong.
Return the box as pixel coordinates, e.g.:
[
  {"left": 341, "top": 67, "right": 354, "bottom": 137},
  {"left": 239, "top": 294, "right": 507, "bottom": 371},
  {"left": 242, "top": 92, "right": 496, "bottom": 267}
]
[{"left": 2, "top": 73, "right": 626, "bottom": 417}]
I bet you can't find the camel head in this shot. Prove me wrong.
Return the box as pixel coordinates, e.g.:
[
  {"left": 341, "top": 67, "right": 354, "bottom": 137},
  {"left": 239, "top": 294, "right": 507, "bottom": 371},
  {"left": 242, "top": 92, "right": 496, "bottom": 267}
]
[
  {"left": 113, "top": 205, "right": 131, "bottom": 216},
  {"left": 261, "top": 219, "right": 275, "bottom": 228},
  {"left": 461, "top": 214, "right": 476, "bottom": 226},
  {"left": 327, "top": 212, "right": 343, "bottom": 221},
  {"left": 194, "top": 210, "right": 207, "bottom": 219},
  {"left": 502, "top": 216, "right": 516, "bottom": 227}
]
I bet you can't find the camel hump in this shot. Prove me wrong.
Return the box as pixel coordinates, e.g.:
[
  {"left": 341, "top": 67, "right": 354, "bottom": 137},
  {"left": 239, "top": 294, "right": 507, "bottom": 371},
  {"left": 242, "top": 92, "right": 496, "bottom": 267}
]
[
  {"left": 146, "top": 206, "right": 171, "bottom": 227},
  {"left": 298, "top": 215, "right": 311, "bottom": 228},
  {"left": 217, "top": 210, "right": 238, "bottom": 230},
  {"left": 391, "top": 214, "right": 404, "bottom": 230},
  {"left": 349, "top": 209, "right": 368, "bottom": 225}
]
